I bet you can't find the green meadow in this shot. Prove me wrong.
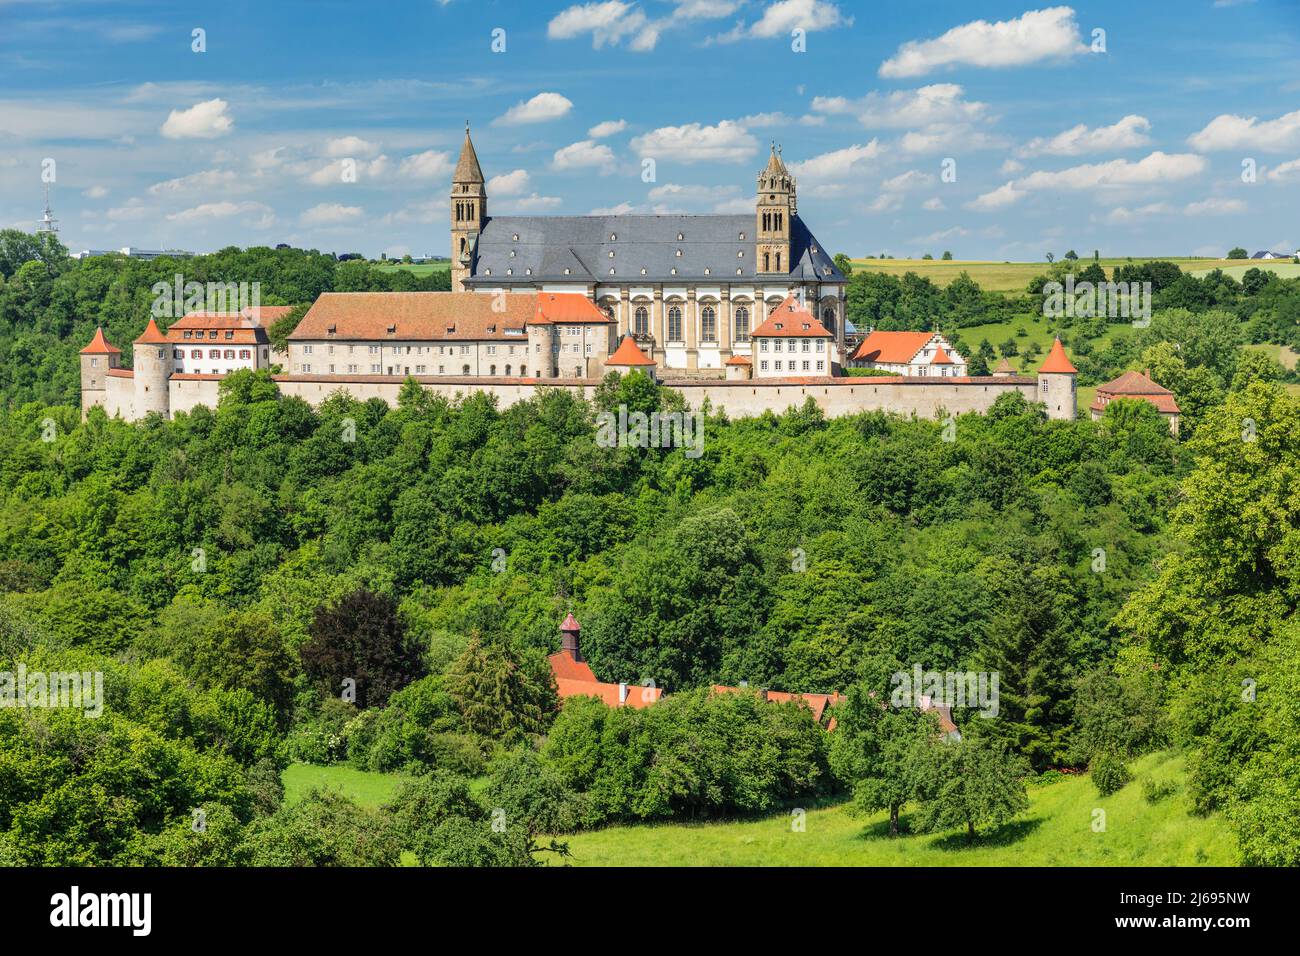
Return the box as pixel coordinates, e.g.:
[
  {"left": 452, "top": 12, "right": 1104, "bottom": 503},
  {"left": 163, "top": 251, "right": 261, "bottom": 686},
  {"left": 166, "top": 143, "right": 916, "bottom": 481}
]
[
  {"left": 847, "top": 257, "right": 1242, "bottom": 293},
  {"left": 281, "top": 752, "right": 1235, "bottom": 867}
]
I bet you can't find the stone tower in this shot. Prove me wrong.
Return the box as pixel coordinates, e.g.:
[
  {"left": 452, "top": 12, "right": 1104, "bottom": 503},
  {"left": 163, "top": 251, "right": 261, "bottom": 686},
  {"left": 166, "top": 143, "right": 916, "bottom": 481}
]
[
  {"left": 1037, "top": 337, "right": 1078, "bottom": 420},
  {"left": 79, "top": 327, "right": 121, "bottom": 418},
  {"left": 756, "top": 144, "right": 795, "bottom": 275},
  {"left": 133, "top": 317, "right": 173, "bottom": 418},
  {"left": 450, "top": 123, "right": 487, "bottom": 293}
]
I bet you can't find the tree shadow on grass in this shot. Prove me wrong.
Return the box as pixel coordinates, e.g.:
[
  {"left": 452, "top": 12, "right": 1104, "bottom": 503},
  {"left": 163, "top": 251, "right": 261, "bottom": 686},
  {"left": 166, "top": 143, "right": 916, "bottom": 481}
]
[{"left": 926, "top": 816, "right": 1045, "bottom": 851}]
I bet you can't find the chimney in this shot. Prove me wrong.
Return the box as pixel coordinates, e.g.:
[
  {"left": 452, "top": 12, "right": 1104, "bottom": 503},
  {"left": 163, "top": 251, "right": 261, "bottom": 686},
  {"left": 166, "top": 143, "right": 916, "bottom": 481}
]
[
  {"left": 618, "top": 682, "right": 629, "bottom": 704},
  {"left": 560, "top": 612, "right": 582, "bottom": 661}
]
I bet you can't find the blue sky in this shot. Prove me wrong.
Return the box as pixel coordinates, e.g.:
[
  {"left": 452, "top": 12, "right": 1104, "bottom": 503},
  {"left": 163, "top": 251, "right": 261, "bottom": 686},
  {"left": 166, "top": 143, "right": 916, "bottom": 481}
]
[{"left": 2, "top": 0, "right": 1298, "bottom": 260}]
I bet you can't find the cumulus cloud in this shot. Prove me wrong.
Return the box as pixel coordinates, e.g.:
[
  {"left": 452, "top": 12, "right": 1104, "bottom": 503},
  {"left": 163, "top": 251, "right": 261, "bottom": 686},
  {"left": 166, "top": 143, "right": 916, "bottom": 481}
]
[
  {"left": 300, "top": 203, "right": 364, "bottom": 226},
  {"left": 632, "top": 120, "right": 757, "bottom": 163},
  {"left": 1102, "top": 202, "right": 1174, "bottom": 224},
  {"left": 504, "top": 194, "right": 564, "bottom": 211},
  {"left": 495, "top": 92, "right": 574, "bottom": 126},
  {"left": 325, "top": 135, "right": 380, "bottom": 158},
  {"left": 811, "top": 83, "right": 987, "bottom": 128},
  {"left": 1185, "top": 197, "right": 1246, "bottom": 216},
  {"left": 1188, "top": 108, "right": 1300, "bottom": 152},
  {"left": 967, "top": 151, "right": 1207, "bottom": 210},
  {"left": 747, "top": 0, "right": 849, "bottom": 37},
  {"left": 588, "top": 119, "right": 627, "bottom": 138},
  {"left": 488, "top": 169, "right": 531, "bottom": 195},
  {"left": 922, "top": 196, "right": 946, "bottom": 211},
  {"left": 1266, "top": 158, "right": 1300, "bottom": 182},
  {"left": 396, "top": 150, "right": 454, "bottom": 179},
  {"left": 789, "top": 141, "right": 882, "bottom": 181},
  {"left": 547, "top": 2, "right": 651, "bottom": 49},
  {"left": 160, "top": 98, "right": 233, "bottom": 139},
  {"left": 148, "top": 168, "right": 243, "bottom": 196},
  {"left": 83, "top": 185, "right": 109, "bottom": 199},
  {"left": 305, "top": 156, "right": 389, "bottom": 185},
  {"left": 167, "top": 200, "right": 273, "bottom": 226},
  {"left": 881, "top": 6, "right": 1089, "bottom": 78},
  {"left": 1018, "top": 115, "right": 1151, "bottom": 157},
  {"left": 552, "top": 139, "right": 618, "bottom": 173}
]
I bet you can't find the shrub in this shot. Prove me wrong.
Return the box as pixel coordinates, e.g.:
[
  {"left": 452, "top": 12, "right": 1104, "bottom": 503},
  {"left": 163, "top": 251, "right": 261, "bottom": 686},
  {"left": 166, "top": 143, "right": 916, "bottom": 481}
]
[
  {"left": 1142, "top": 778, "right": 1178, "bottom": 804},
  {"left": 1091, "top": 752, "right": 1131, "bottom": 796}
]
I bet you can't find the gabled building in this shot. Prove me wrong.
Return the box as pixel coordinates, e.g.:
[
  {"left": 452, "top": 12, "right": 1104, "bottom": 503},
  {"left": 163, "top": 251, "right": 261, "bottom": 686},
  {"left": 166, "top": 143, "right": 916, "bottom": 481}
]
[
  {"left": 1090, "top": 369, "right": 1180, "bottom": 435},
  {"left": 547, "top": 614, "right": 664, "bottom": 709},
  {"left": 749, "top": 294, "right": 834, "bottom": 377},
  {"left": 849, "top": 330, "right": 969, "bottom": 376}
]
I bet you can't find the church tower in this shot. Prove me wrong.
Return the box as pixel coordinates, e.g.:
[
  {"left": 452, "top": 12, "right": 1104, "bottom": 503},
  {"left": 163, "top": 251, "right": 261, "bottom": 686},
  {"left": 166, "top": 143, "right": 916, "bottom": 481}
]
[
  {"left": 450, "top": 123, "right": 487, "bottom": 293},
  {"left": 756, "top": 144, "right": 795, "bottom": 275}
]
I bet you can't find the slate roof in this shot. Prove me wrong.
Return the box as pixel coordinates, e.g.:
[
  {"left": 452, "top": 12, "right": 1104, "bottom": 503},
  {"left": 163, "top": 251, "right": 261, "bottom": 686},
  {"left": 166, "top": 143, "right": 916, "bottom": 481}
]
[{"left": 463, "top": 213, "right": 844, "bottom": 286}]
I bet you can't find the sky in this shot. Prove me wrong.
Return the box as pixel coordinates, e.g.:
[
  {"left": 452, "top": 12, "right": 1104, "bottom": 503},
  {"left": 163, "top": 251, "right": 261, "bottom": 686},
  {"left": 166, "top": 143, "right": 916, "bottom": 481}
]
[{"left": 1, "top": 0, "right": 1298, "bottom": 261}]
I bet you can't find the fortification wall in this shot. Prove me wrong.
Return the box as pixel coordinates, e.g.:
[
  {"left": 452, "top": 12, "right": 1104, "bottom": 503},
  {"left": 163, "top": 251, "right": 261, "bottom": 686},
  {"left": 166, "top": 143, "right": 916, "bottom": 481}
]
[{"left": 103, "top": 374, "right": 135, "bottom": 419}]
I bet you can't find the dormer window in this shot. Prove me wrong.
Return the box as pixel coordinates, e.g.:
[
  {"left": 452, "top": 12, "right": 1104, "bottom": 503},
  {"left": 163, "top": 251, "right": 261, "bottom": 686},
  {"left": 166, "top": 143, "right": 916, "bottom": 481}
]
[
  {"left": 608, "top": 250, "right": 615, "bottom": 257},
  {"left": 736, "top": 268, "right": 743, "bottom": 275},
  {"left": 704, "top": 268, "right": 711, "bottom": 275},
  {"left": 670, "top": 268, "right": 678, "bottom": 275},
  {"left": 387, "top": 324, "right": 396, "bottom": 334},
  {"left": 564, "top": 268, "right": 571, "bottom": 275},
  {"left": 737, "top": 250, "right": 744, "bottom": 257},
  {"left": 512, "top": 234, "right": 519, "bottom": 241},
  {"left": 506, "top": 269, "right": 512, "bottom": 275},
  {"left": 485, "top": 268, "right": 492, "bottom": 275},
  {"left": 640, "top": 268, "right": 647, "bottom": 275},
  {"left": 738, "top": 232, "right": 746, "bottom": 240},
  {"left": 675, "top": 249, "right": 683, "bottom": 257},
  {"left": 525, "top": 268, "right": 532, "bottom": 275},
  {"left": 609, "top": 268, "right": 615, "bottom": 274},
  {"left": 609, "top": 233, "right": 617, "bottom": 241},
  {"left": 509, "top": 250, "right": 516, "bottom": 257}
]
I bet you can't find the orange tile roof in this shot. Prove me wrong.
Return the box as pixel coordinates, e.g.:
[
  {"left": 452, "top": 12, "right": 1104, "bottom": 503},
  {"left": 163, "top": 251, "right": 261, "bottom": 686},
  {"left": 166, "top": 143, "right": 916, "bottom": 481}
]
[
  {"left": 548, "top": 651, "right": 597, "bottom": 683},
  {"left": 725, "top": 354, "right": 752, "bottom": 365},
  {"left": 850, "top": 330, "right": 934, "bottom": 364},
  {"left": 751, "top": 295, "right": 832, "bottom": 338},
  {"left": 290, "top": 291, "right": 540, "bottom": 342},
  {"left": 931, "top": 344, "right": 954, "bottom": 364},
  {"left": 105, "top": 368, "right": 134, "bottom": 378},
  {"left": 241, "top": 305, "right": 295, "bottom": 324},
  {"left": 1094, "top": 369, "right": 1180, "bottom": 414},
  {"left": 556, "top": 677, "right": 663, "bottom": 709},
  {"left": 533, "top": 293, "right": 612, "bottom": 324},
  {"left": 711, "top": 685, "right": 842, "bottom": 723},
  {"left": 134, "top": 318, "right": 169, "bottom": 344},
  {"left": 1039, "top": 338, "right": 1077, "bottom": 374},
  {"left": 606, "top": 335, "right": 656, "bottom": 366},
  {"left": 169, "top": 328, "right": 268, "bottom": 344},
  {"left": 80, "top": 328, "right": 121, "bottom": 354}
]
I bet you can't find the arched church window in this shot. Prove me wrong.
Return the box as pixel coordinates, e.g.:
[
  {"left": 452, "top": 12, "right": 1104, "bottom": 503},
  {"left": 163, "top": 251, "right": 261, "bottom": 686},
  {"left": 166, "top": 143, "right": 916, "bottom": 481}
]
[
  {"left": 667, "top": 306, "right": 683, "bottom": 342},
  {"left": 734, "top": 306, "right": 750, "bottom": 343},
  {"left": 700, "top": 306, "right": 717, "bottom": 343},
  {"left": 634, "top": 306, "right": 649, "bottom": 336},
  {"left": 822, "top": 307, "right": 837, "bottom": 337}
]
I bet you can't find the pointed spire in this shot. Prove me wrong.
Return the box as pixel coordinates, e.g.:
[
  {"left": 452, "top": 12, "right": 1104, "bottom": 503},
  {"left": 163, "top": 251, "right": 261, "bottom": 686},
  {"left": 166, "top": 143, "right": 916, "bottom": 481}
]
[
  {"left": 80, "top": 327, "right": 121, "bottom": 354},
  {"left": 454, "top": 122, "right": 485, "bottom": 184},
  {"left": 1039, "top": 337, "right": 1077, "bottom": 374},
  {"left": 762, "top": 141, "right": 788, "bottom": 178},
  {"left": 134, "top": 317, "right": 168, "bottom": 344},
  {"left": 606, "top": 335, "right": 656, "bottom": 367}
]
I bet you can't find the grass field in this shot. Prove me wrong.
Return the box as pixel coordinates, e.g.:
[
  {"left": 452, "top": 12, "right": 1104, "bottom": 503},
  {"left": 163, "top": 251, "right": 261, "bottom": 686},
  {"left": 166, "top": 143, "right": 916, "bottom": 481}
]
[
  {"left": 281, "top": 753, "right": 1235, "bottom": 867},
  {"left": 372, "top": 262, "right": 451, "bottom": 276},
  {"left": 1188, "top": 261, "right": 1300, "bottom": 280},
  {"left": 847, "top": 258, "right": 1245, "bottom": 293},
  {"left": 550, "top": 752, "right": 1235, "bottom": 867}
]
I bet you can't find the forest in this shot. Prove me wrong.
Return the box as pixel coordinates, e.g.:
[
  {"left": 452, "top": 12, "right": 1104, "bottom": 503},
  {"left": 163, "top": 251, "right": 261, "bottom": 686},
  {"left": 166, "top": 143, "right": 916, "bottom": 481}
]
[{"left": 0, "top": 233, "right": 1297, "bottom": 865}]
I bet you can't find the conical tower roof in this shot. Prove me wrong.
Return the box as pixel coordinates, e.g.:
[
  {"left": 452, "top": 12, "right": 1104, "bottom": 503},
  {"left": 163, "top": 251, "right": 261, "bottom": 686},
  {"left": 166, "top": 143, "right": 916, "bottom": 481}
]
[
  {"left": 80, "top": 327, "right": 121, "bottom": 354},
  {"left": 1039, "top": 337, "right": 1077, "bottom": 374},
  {"left": 134, "top": 317, "right": 168, "bottom": 344},
  {"left": 453, "top": 123, "right": 485, "bottom": 184},
  {"left": 760, "top": 142, "right": 789, "bottom": 179}
]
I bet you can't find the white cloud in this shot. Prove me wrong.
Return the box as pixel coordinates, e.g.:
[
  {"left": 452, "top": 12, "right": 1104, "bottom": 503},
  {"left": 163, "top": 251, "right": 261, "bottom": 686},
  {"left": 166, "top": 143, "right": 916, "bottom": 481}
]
[
  {"left": 505, "top": 194, "right": 564, "bottom": 211},
  {"left": 83, "top": 185, "right": 109, "bottom": 199},
  {"left": 922, "top": 196, "right": 945, "bottom": 211},
  {"left": 811, "top": 83, "right": 986, "bottom": 128},
  {"left": 881, "top": 169, "right": 935, "bottom": 192},
  {"left": 1018, "top": 115, "right": 1151, "bottom": 157},
  {"left": 160, "top": 98, "right": 234, "bottom": 139},
  {"left": 789, "top": 141, "right": 882, "bottom": 181},
  {"left": 590, "top": 201, "right": 638, "bottom": 215},
  {"left": 738, "top": 111, "right": 792, "bottom": 129},
  {"left": 712, "top": 196, "right": 756, "bottom": 214},
  {"left": 1102, "top": 202, "right": 1173, "bottom": 224},
  {"left": 880, "top": 6, "right": 1089, "bottom": 78},
  {"left": 325, "top": 135, "right": 380, "bottom": 158},
  {"left": 148, "top": 168, "right": 243, "bottom": 196},
  {"left": 900, "top": 125, "right": 1003, "bottom": 154},
  {"left": 866, "top": 193, "right": 904, "bottom": 213},
  {"left": 382, "top": 198, "right": 449, "bottom": 225},
  {"left": 552, "top": 139, "right": 618, "bottom": 173},
  {"left": 1188, "top": 109, "right": 1300, "bottom": 152},
  {"left": 167, "top": 200, "right": 273, "bottom": 226},
  {"left": 588, "top": 119, "right": 627, "bottom": 138},
  {"left": 968, "top": 151, "right": 1207, "bottom": 210},
  {"left": 495, "top": 92, "right": 575, "bottom": 126},
  {"left": 632, "top": 120, "right": 757, "bottom": 163},
  {"left": 1267, "top": 158, "right": 1300, "bottom": 182},
  {"left": 306, "top": 156, "right": 389, "bottom": 185},
  {"left": 1000, "top": 158, "right": 1025, "bottom": 174},
  {"left": 1185, "top": 197, "right": 1246, "bottom": 216},
  {"left": 748, "top": 0, "right": 850, "bottom": 37},
  {"left": 300, "top": 203, "right": 364, "bottom": 226},
  {"left": 488, "top": 169, "right": 531, "bottom": 195},
  {"left": 548, "top": 2, "right": 649, "bottom": 48},
  {"left": 396, "top": 150, "right": 453, "bottom": 179},
  {"left": 105, "top": 201, "right": 153, "bottom": 222},
  {"left": 251, "top": 147, "right": 287, "bottom": 169}
]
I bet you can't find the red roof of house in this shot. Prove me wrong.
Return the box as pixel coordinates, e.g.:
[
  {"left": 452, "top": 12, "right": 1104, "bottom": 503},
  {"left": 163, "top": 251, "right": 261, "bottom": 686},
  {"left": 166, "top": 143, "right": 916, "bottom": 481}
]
[
  {"left": 931, "top": 344, "right": 954, "bottom": 364},
  {"left": 556, "top": 677, "right": 663, "bottom": 709},
  {"left": 725, "top": 354, "right": 752, "bottom": 366},
  {"left": 561, "top": 612, "right": 580, "bottom": 632},
  {"left": 134, "top": 318, "right": 169, "bottom": 344},
  {"left": 1093, "top": 369, "right": 1180, "bottom": 414},
  {"left": 711, "top": 685, "right": 844, "bottom": 723},
  {"left": 80, "top": 327, "right": 121, "bottom": 354},
  {"left": 751, "top": 295, "right": 832, "bottom": 338},
  {"left": 548, "top": 650, "right": 596, "bottom": 683},
  {"left": 533, "top": 293, "right": 613, "bottom": 325},
  {"left": 1039, "top": 338, "right": 1077, "bottom": 374},
  {"left": 606, "top": 335, "right": 656, "bottom": 367},
  {"left": 849, "top": 330, "right": 934, "bottom": 364}
]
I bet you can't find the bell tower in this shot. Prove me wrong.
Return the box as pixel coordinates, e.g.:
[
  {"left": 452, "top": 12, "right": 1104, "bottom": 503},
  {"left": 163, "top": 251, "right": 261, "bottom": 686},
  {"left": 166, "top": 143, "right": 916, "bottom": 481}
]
[
  {"left": 756, "top": 143, "right": 795, "bottom": 275},
  {"left": 450, "top": 122, "right": 487, "bottom": 293}
]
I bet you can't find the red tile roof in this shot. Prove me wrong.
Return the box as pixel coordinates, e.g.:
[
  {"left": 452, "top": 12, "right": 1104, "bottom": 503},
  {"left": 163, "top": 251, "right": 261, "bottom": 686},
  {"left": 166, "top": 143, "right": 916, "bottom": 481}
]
[
  {"left": 710, "top": 685, "right": 844, "bottom": 724},
  {"left": 606, "top": 335, "right": 656, "bottom": 366},
  {"left": 751, "top": 295, "right": 832, "bottom": 338},
  {"left": 931, "top": 344, "right": 954, "bottom": 364},
  {"left": 556, "top": 677, "right": 663, "bottom": 709},
  {"left": 725, "top": 354, "right": 752, "bottom": 366},
  {"left": 850, "top": 330, "right": 934, "bottom": 364},
  {"left": 533, "top": 293, "right": 612, "bottom": 325},
  {"left": 1093, "top": 369, "right": 1180, "bottom": 414},
  {"left": 80, "top": 328, "right": 121, "bottom": 355},
  {"left": 1039, "top": 338, "right": 1077, "bottom": 374},
  {"left": 289, "top": 291, "right": 539, "bottom": 342},
  {"left": 548, "top": 651, "right": 596, "bottom": 683},
  {"left": 134, "top": 318, "right": 169, "bottom": 344}
]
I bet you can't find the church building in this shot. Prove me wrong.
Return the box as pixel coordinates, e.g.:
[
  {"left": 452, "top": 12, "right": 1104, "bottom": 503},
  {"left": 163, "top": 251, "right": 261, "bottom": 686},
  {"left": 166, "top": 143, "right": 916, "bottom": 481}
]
[{"left": 449, "top": 125, "right": 848, "bottom": 375}]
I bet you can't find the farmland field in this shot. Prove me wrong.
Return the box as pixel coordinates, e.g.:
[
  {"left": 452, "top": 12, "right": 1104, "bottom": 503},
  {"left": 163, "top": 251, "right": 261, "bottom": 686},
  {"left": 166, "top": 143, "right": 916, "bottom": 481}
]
[
  {"left": 372, "top": 261, "right": 451, "bottom": 277},
  {"left": 847, "top": 257, "right": 1245, "bottom": 293}
]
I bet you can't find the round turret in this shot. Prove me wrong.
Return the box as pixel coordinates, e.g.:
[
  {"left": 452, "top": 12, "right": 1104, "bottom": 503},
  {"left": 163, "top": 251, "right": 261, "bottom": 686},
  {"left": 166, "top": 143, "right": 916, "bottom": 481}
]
[{"left": 133, "top": 318, "right": 173, "bottom": 418}]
